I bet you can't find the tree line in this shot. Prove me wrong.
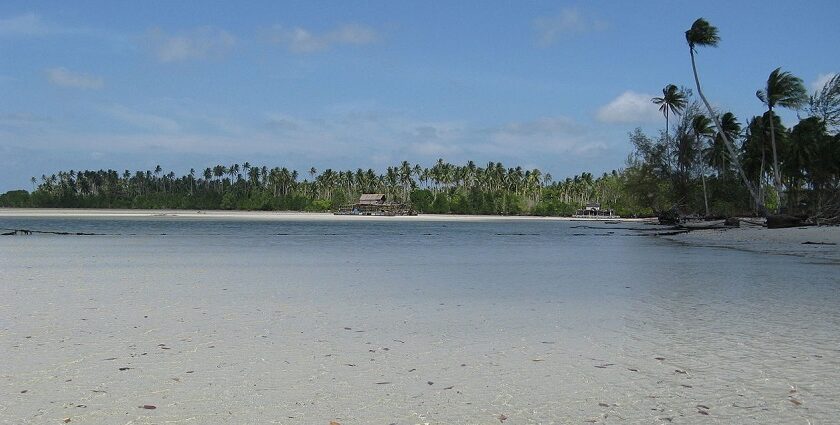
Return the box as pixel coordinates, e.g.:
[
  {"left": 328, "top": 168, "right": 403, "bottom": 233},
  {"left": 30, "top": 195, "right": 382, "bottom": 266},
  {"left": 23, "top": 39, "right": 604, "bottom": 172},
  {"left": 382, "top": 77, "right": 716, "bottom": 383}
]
[{"left": 0, "top": 160, "right": 640, "bottom": 216}]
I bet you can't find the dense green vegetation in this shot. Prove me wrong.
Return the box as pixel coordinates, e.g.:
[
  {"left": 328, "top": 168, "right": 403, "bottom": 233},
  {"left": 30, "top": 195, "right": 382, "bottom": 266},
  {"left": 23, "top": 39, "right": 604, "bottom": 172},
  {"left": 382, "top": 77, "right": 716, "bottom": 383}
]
[
  {"left": 0, "top": 161, "right": 638, "bottom": 216},
  {"left": 2, "top": 18, "right": 838, "bottom": 219}
]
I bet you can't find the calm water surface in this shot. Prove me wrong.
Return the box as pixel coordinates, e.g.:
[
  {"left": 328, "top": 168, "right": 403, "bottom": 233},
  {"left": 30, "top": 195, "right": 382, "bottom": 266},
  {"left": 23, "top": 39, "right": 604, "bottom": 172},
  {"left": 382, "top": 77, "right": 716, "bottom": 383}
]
[{"left": 1, "top": 216, "right": 838, "bottom": 424}]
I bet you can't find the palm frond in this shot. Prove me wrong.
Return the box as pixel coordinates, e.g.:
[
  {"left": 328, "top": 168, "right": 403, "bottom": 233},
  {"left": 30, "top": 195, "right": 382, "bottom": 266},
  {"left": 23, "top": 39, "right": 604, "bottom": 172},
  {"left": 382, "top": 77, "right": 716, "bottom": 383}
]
[{"left": 685, "top": 18, "right": 720, "bottom": 50}]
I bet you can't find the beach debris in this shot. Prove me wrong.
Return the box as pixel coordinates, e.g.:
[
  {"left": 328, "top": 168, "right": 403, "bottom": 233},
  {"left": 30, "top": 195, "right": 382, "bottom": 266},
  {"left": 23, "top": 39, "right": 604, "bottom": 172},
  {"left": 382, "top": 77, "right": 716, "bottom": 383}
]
[
  {"left": 63, "top": 418, "right": 71, "bottom": 423},
  {"left": 594, "top": 363, "right": 614, "bottom": 369},
  {"left": 697, "top": 410, "right": 709, "bottom": 415},
  {"left": 343, "top": 327, "right": 352, "bottom": 330},
  {"left": 696, "top": 404, "right": 709, "bottom": 410},
  {"left": 408, "top": 368, "right": 416, "bottom": 372},
  {"left": 654, "top": 357, "right": 666, "bottom": 361},
  {"left": 443, "top": 385, "right": 454, "bottom": 390},
  {"left": 20, "top": 390, "right": 27, "bottom": 393},
  {"left": 330, "top": 421, "right": 341, "bottom": 425},
  {"left": 598, "top": 402, "right": 609, "bottom": 407},
  {"left": 675, "top": 369, "right": 687, "bottom": 374},
  {"left": 375, "top": 382, "right": 391, "bottom": 385},
  {"left": 427, "top": 381, "right": 434, "bottom": 385},
  {"left": 532, "top": 358, "right": 544, "bottom": 362},
  {"left": 789, "top": 398, "right": 802, "bottom": 406},
  {"left": 498, "top": 413, "right": 508, "bottom": 422},
  {"left": 139, "top": 404, "right": 157, "bottom": 409},
  {"left": 345, "top": 364, "right": 357, "bottom": 367},
  {"left": 681, "top": 384, "right": 693, "bottom": 388},
  {"left": 627, "top": 368, "right": 639, "bottom": 372},
  {"left": 393, "top": 339, "right": 405, "bottom": 343},
  {"left": 802, "top": 241, "right": 836, "bottom": 245},
  {"left": 118, "top": 367, "right": 132, "bottom": 371}
]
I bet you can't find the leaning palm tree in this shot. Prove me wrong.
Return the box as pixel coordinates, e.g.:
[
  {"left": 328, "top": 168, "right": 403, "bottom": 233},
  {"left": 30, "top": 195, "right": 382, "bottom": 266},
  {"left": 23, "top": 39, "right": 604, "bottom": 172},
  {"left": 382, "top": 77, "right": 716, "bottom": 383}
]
[
  {"left": 685, "top": 18, "right": 762, "bottom": 211},
  {"left": 652, "top": 84, "right": 687, "bottom": 169},
  {"left": 756, "top": 67, "right": 808, "bottom": 210},
  {"left": 692, "top": 114, "right": 715, "bottom": 216}
]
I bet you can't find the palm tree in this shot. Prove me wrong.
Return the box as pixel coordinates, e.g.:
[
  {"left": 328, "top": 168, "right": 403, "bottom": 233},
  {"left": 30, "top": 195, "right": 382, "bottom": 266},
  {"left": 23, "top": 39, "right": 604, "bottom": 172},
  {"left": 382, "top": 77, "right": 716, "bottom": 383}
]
[
  {"left": 652, "top": 84, "right": 687, "bottom": 167},
  {"left": 685, "top": 18, "right": 762, "bottom": 211},
  {"left": 706, "top": 112, "right": 741, "bottom": 177},
  {"left": 756, "top": 67, "right": 808, "bottom": 210},
  {"left": 692, "top": 114, "right": 714, "bottom": 216}
]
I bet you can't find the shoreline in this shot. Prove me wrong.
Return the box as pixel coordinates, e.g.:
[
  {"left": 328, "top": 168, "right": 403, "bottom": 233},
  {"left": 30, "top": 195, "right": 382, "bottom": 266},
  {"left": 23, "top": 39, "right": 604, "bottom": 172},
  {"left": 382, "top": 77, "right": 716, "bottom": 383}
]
[
  {"left": 659, "top": 224, "right": 840, "bottom": 263},
  {"left": 0, "top": 207, "right": 653, "bottom": 223},
  {"left": 3, "top": 208, "right": 837, "bottom": 263}
]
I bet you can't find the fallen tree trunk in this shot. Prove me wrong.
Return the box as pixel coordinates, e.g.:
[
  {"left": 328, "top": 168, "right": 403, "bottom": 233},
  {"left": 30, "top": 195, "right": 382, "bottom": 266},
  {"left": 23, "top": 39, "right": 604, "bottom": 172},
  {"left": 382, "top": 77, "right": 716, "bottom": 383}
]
[{"left": 766, "top": 214, "right": 807, "bottom": 229}]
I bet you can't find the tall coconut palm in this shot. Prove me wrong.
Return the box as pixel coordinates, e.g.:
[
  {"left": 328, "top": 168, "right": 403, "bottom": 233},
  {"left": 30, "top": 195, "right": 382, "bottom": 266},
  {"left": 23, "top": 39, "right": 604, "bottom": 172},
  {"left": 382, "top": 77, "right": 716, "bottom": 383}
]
[
  {"left": 652, "top": 84, "right": 687, "bottom": 168},
  {"left": 756, "top": 67, "right": 808, "bottom": 210},
  {"left": 685, "top": 18, "right": 762, "bottom": 211},
  {"left": 692, "top": 114, "right": 715, "bottom": 216}
]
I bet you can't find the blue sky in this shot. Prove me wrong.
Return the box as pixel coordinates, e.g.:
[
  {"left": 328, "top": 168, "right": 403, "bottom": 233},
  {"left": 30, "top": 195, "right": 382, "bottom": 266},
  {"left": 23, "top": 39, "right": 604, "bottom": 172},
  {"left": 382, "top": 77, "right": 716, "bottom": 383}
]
[{"left": 1, "top": 1, "right": 838, "bottom": 191}]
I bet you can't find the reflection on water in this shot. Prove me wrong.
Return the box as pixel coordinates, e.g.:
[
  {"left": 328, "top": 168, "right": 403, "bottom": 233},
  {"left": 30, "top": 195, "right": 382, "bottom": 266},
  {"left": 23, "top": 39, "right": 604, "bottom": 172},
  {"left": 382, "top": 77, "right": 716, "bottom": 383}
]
[{"left": 1, "top": 216, "right": 838, "bottom": 423}]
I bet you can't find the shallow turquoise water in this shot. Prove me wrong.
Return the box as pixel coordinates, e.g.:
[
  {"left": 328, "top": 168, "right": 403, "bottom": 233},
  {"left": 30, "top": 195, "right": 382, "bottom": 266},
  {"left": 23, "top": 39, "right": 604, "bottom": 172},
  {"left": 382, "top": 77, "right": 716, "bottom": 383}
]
[{"left": 1, "top": 216, "right": 838, "bottom": 423}]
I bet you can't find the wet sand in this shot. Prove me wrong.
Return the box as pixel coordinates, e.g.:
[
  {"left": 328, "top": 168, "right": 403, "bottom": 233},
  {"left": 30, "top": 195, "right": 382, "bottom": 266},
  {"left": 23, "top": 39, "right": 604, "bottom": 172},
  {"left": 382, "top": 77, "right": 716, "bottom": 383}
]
[{"left": 661, "top": 224, "right": 840, "bottom": 263}]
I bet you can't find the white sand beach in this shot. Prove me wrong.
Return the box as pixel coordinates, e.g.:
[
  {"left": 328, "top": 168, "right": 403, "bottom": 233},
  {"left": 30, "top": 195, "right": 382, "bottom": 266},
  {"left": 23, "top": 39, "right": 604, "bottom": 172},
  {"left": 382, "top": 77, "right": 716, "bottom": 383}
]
[{"left": 0, "top": 208, "right": 652, "bottom": 223}]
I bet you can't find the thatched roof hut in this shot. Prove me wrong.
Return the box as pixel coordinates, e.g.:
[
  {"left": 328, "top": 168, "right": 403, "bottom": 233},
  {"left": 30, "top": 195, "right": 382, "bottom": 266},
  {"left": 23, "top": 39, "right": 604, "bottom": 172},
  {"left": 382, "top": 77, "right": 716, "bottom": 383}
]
[{"left": 358, "top": 194, "right": 386, "bottom": 205}]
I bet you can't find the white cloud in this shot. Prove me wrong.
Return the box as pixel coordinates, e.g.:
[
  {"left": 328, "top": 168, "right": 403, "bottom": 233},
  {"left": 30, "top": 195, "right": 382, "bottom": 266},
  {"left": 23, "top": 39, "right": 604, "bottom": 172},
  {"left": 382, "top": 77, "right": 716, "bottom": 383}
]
[
  {"left": 146, "top": 27, "right": 235, "bottom": 62},
  {"left": 596, "top": 91, "right": 661, "bottom": 124},
  {"left": 812, "top": 73, "right": 837, "bottom": 92},
  {"left": 0, "top": 13, "right": 50, "bottom": 36},
  {"left": 534, "top": 8, "right": 607, "bottom": 46},
  {"left": 46, "top": 67, "right": 104, "bottom": 89},
  {"left": 263, "top": 23, "right": 378, "bottom": 53}
]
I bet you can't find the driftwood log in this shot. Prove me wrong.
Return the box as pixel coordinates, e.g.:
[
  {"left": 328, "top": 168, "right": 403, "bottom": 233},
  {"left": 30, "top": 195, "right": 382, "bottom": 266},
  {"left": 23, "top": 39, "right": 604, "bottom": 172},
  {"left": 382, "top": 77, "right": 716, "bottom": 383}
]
[{"left": 766, "top": 214, "right": 807, "bottom": 229}]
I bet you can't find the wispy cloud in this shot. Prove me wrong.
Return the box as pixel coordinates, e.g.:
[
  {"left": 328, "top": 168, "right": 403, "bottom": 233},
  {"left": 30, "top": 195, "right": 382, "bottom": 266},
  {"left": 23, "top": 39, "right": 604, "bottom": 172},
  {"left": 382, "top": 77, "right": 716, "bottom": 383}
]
[
  {"left": 483, "top": 116, "right": 605, "bottom": 156},
  {"left": 596, "top": 91, "right": 660, "bottom": 124},
  {"left": 46, "top": 67, "right": 104, "bottom": 89},
  {"left": 102, "top": 104, "right": 180, "bottom": 132},
  {"left": 0, "top": 12, "right": 97, "bottom": 37},
  {"left": 0, "top": 13, "right": 51, "bottom": 36},
  {"left": 263, "top": 23, "right": 378, "bottom": 53},
  {"left": 811, "top": 73, "right": 837, "bottom": 92},
  {"left": 145, "top": 27, "right": 236, "bottom": 62},
  {"left": 533, "top": 8, "right": 607, "bottom": 46}
]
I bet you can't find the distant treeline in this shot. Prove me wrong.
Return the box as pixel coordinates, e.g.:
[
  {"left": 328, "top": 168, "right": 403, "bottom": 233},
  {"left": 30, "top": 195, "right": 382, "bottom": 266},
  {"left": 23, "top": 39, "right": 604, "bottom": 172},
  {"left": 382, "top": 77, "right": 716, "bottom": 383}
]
[{"left": 0, "top": 160, "right": 642, "bottom": 216}]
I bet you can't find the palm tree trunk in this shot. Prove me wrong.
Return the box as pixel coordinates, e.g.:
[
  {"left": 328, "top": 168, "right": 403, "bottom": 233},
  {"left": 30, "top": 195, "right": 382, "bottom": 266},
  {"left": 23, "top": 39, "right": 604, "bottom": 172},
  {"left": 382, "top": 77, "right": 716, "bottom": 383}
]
[
  {"left": 690, "top": 49, "right": 764, "bottom": 214},
  {"left": 697, "top": 134, "right": 710, "bottom": 216},
  {"left": 665, "top": 111, "right": 671, "bottom": 171},
  {"left": 767, "top": 107, "right": 783, "bottom": 212}
]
